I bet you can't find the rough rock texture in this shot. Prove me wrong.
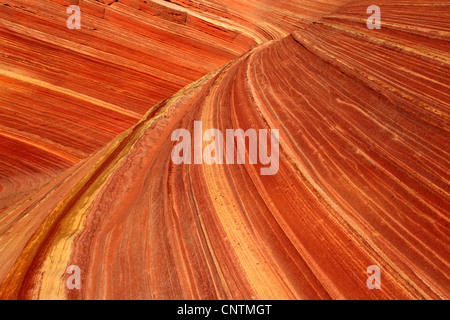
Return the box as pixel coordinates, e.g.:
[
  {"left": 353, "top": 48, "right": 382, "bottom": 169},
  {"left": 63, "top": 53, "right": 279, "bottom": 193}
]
[{"left": 0, "top": 0, "right": 449, "bottom": 299}]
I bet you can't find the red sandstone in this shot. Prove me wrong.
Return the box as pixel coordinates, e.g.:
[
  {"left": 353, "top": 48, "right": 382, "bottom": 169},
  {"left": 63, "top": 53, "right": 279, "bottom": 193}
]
[{"left": 0, "top": 0, "right": 448, "bottom": 300}]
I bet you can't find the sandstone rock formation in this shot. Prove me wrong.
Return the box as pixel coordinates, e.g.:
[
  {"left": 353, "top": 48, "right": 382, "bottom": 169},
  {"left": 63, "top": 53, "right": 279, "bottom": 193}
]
[
  {"left": 0, "top": 0, "right": 351, "bottom": 211},
  {"left": 0, "top": 0, "right": 448, "bottom": 299}
]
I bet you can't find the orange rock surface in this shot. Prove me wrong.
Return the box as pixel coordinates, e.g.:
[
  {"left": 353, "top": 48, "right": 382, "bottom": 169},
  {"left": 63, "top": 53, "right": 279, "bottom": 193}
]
[
  {"left": 0, "top": 0, "right": 449, "bottom": 299},
  {"left": 0, "top": 0, "right": 351, "bottom": 210}
]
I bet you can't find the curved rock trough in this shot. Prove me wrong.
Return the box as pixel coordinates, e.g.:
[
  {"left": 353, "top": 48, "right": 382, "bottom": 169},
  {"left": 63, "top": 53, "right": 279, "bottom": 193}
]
[{"left": 0, "top": 0, "right": 448, "bottom": 299}]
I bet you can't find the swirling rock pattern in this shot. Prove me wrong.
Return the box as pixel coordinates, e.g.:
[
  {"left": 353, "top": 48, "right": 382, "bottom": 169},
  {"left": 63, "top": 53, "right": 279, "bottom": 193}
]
[
  {"left": 0, "top": 0, "right": 351, "bottom": 212},
  {"left": 0, "top": 0, "right": 449, "bottom": 299},
  {"left": 0, "top": 0, "right": 269, "bottom": 210}
]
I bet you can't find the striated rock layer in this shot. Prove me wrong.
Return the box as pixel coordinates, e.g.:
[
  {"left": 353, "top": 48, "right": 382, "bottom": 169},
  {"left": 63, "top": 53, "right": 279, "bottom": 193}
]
[
  {"left": 0, "top": 0, "right": 449, "bottom": 299},
  {"left": 1, "top": 0, "right": 348, "bottom": 210}
]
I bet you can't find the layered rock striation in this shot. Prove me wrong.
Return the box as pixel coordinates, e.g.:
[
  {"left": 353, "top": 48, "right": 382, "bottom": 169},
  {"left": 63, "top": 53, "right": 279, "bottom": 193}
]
[{"left": 0, "top": 0, "right": 449, "bottom": 299}]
